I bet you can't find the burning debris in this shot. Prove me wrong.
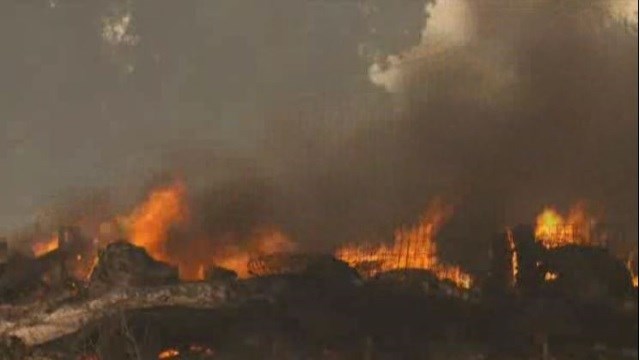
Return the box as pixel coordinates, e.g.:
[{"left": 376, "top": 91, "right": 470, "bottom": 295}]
[
  {"left": 31, "top": 235, "right": 59, "bottom": 258},
  {"left": 534, "top": 203, "right": 603, "bottom": 249},
  {"left": 488, "top": 220, "right": 636, "bottom": 303},
  {"left": 125, "top": 181, "right": 188, "bottom": 266},
  {"left": 0, "top": 184, "right": 635, "bottom": 359},
  {"left": 335, "top": 201, "right": 473, "bottom": 289}
]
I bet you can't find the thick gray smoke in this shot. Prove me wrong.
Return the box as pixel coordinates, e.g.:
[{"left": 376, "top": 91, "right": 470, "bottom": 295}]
[
  {"left": 0, "top": 1, "right": 636, "bottom": 272},
  {"left": 362, "top": 0, "right": 638, "bottom": 269}
]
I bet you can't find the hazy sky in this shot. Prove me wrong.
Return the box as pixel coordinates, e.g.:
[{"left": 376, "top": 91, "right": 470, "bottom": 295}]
[{"left": 0, "top": 0, "right": 637, "bottom": 268}]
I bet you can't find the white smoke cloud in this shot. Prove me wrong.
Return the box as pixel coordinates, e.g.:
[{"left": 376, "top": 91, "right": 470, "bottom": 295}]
[
  {"left": 368, "top": 0, "right": 517, "bottom": 106},
  {"left": 369, "top": 0, "right": 475, "bottom": 93},
  {"left": 368, "top": 0, "right": 637, "bottom": 97},
  {"left": 367, "top": 0, "right": 478, "bottom": 93}
]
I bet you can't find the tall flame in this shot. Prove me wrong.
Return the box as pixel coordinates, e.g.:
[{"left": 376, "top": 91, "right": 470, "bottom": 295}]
[
  {"left": 534, "top": 203, "right": 597, "bottom": 249},
  {"left": 125, "top": 181, "right": 187, "bottom": 263},
  {"left": 335, "top": 202, "right": 472, "bottom": 289}
]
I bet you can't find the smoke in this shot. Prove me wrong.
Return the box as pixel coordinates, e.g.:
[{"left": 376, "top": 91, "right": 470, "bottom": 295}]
[
  {"left": 1, "top": 0, "right": 636, "bottom": 272},
  {"left": 258, "top": 0, "right": 637, "bottom": 270},
  {"left": 359, "top": 0, "right": 638, "bottom": 268}
]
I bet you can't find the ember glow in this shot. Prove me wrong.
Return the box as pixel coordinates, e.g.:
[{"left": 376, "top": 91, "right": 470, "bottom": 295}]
[
  {"left": 544, "top": 271, "right": 559, "bottom": 282},
  {"left": 157, "top": 348, "right": 180, "bottom": 359},
  {"left": 335, "top": 202, "right": 472, "bottom": 289},
  {"left": 507, "top": 229, "right": 518, "bottom": 287},
  {"left": 534, "top": 203, "right": 597, "bottom": 249},
  {"left": 31, "top": 235, "right": 59, "bottom": 257}
]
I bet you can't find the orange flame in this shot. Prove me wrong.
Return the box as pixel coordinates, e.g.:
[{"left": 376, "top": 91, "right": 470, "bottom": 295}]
[
  {"left": 158, "top": 348, "right": 180, "bottom": 359},
  {"left": 126, "top": 181, "right": 187, "bottom": 263},
  {"left": 335, "top": 202, "right": 472, "bottom": 289},
  {"left": 535, "top": 203, "right": 597, "bottom": 249},
  {"left": 31, "top": 235, "right": 59, "bottom": 257},
  {"left": 208, "top": 227, "right": 296, "bottom": 279},
  {"left": 544, "top": 271, "right": 558, "bottom": 282},
  {"left": 113, "top": 180, "right": 297, "bottom": 281},
  {"left": 626, "top": 256, "right": 638, "bottom": 288}
]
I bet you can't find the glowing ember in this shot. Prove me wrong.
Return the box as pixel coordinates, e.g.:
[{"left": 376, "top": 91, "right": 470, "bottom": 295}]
[
  {"left": 626, "top": 256, "right": 638, "bottom": 288},
  {"left": 534, "top": 203, "right": 597, "bottom": 249},
  {"left": 506, "top": 229, "right": 518, "bottom": 287},
  {"left": 126, "top": 181, "right": 187, "bottom": 262},
  {"left": 32, "top": 235, "right": 59, "bottom": 257},
  {"left": 335, "top": 202, "right": 472, "bottom": 289},
  {"left": 158, "top": 349, "right": 180, "bottom": 359},
  {"left": 544, "top": 271, "right": 558, "bottom": 282}
]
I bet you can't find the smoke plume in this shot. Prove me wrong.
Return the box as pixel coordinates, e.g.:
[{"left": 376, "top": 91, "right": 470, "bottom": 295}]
[{"left": 0, "top": 0, "right": 636, "bottom": 273}]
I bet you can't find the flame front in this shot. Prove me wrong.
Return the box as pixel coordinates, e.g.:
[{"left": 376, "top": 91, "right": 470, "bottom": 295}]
[
  {"left": 535, "top": 203, "right": 597, "bottom": 249},
  {"left": 335, "top": 202, "right": 472, "bottom": 289},
  {"left": 126, "top": 181, "right": 187, "bottom": 263}
]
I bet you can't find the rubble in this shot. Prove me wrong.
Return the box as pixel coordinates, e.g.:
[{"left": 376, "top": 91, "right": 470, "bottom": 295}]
[
  {"left": 0, "top": 282, "right": 231, "bottom": 347},
  {"left": 88, "top": 241, "right": 179, "bottom": 294},
  {"left": 0, "top": 223, "right": 634, "bottom": 359},
  {"left": 203, "top": 266, "right": 237, "bottom": 282}
]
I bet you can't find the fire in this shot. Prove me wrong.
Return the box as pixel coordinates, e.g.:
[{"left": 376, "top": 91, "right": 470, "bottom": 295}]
[
  {"left": 534, "top": 203, "right": 597, "bottom": 249},
  {"left": 626, "top": 255, "right": 638, "bottom": 288},
  {"left": 26, "top": 180, "right": 298, "bottom": 282},
  {"left": 208, "top": 227, "right": 296, "bottom": 279},
  {"left": 158, "top": 348, "right": 180, "bottom": 359},
  {"left": 335, "top": 202, "right": 473, "bottom": 289},
  {"left": 507, "top": 229, "right": 518, "bottom": 287},
  {"left": 126, "top": 181, "right": 187, "bottom": 262},
  {"left": 32, "top": 235, "right": 59, "bottom": 257},
  {"left": 544, "top": 271, "right": 558, "bottom": 282},
  {"left": 112, "top": 179, "right": 296, "bottom": 281}
]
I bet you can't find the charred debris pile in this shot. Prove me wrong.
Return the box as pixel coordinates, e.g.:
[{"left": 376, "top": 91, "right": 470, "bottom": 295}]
[{"left": 0, "top": 224, "right": 636, "bottom": 360}]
